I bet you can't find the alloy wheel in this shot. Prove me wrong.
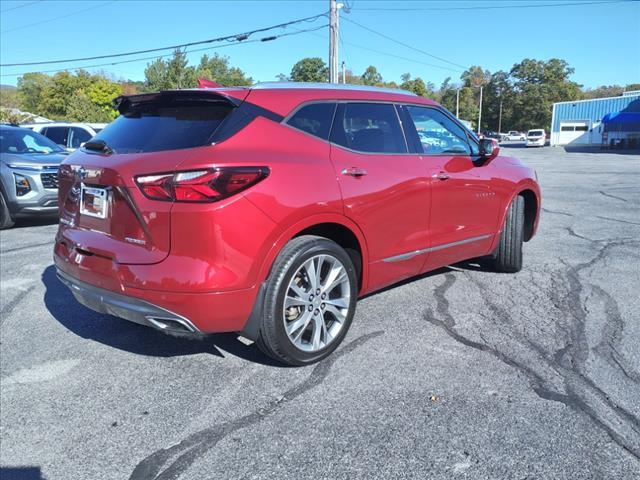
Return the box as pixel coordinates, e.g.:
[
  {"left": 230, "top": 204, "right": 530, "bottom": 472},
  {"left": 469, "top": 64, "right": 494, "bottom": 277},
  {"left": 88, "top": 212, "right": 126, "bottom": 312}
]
[{"left": 282, "top": 254, "right": 351, "bottom": 352}]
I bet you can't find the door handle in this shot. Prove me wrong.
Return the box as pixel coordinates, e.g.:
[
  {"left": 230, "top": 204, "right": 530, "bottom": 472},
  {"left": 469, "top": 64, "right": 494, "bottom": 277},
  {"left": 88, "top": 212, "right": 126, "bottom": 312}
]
[
  {"left": 433, "top": 172, "right": 450, "bottom": 181},
  {"left": 341, "top": 167, "right": 368, "bottom": 177}
]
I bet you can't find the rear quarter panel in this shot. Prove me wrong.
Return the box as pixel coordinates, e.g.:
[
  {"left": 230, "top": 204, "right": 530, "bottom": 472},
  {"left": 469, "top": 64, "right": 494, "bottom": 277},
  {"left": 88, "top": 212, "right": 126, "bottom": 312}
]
[{"left": 172, "top": 116, "right": 346, "bottom": 290}]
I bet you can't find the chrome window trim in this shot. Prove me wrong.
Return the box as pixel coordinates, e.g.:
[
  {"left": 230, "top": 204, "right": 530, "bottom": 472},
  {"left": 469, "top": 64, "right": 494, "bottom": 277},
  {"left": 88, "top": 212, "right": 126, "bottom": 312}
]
[
  {"left": 382, "top": 233, "right": 493, "bottom": 263},
  {"left": 282, "top": 99, "right": 478, "bottom": 158}
]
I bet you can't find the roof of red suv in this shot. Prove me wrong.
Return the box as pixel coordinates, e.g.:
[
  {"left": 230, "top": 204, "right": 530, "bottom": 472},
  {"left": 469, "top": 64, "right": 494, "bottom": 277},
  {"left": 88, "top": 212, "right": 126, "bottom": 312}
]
[
  {"left": 241, "top": 82, "right": 438, "bottom": 116},
  {"left": 115, "top": 82, "right": 440, "bottom": 118}
]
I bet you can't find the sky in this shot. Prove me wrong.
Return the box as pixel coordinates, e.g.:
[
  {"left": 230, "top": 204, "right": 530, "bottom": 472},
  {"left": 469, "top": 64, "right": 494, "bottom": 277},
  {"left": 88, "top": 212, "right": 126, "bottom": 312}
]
[{"left": 1, "top": 0, "right": 639, "bottom": 89}]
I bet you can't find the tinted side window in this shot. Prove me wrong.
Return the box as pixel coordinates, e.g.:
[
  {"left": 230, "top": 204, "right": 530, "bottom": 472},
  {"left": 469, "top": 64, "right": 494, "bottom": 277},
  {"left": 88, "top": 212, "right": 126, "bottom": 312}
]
[
  {"left": 405, "top": 106, "right": 471, "bottom": 155},
  {"left": 70, "top": 127, "right": 92, "bottom": 148},
  {"left": 287, "top": 103, "right": 336, "bottom": 140},
  {"left": 330, "top": 103, "right": 407, "bottom": 154},
  {"left": 45, "top": 127, "right": 70, "bottom": 147}
]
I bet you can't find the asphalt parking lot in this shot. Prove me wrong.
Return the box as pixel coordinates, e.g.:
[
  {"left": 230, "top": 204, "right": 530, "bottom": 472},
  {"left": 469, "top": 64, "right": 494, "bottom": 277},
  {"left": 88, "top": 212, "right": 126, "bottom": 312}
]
[{"left": 1, "top": 144, "right": 639, "bottom": 480}]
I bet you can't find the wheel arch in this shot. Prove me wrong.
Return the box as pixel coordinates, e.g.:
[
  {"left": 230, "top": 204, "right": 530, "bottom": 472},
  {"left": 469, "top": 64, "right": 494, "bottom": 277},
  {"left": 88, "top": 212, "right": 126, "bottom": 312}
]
[
  {"left": 518, "top": 188, "right": 539, "bottom": 242},
  {"left": 256, "top": 214, "right": 369, "bottom": 294},
  {"left": 242, "top": 214, "right": 369, "bottom": 341}
]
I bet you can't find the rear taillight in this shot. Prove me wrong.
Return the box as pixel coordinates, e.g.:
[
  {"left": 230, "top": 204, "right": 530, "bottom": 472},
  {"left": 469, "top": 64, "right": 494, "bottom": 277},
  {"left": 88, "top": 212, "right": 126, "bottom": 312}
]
[{"left": 135, "top": 167, "right": 269, "bottom": 202}]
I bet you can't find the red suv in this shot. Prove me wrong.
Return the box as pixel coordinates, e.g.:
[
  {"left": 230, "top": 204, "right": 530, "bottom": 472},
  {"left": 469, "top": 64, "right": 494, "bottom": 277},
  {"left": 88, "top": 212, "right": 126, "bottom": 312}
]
[{"left": 55, "top": 83, "right": 540, "bottom": 366}]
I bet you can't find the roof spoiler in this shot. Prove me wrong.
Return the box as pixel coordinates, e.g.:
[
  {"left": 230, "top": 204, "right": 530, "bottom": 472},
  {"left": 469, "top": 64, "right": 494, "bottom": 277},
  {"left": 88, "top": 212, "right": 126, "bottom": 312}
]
[{"left": 113, "top": 89, "right": 245, "bottom": 114}]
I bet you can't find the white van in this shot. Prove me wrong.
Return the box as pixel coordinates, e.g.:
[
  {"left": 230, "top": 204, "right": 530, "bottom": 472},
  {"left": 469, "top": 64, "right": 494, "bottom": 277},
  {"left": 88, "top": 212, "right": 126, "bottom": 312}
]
[{"left": 526, "top": 129, "right": 546, "bottom": 147}]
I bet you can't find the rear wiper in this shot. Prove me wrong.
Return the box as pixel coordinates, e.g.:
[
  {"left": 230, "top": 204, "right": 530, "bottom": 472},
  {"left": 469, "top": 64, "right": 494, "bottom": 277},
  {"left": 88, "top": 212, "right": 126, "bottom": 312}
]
[{"left": 83, "top": 139, "right": 114, "bottom": 154}]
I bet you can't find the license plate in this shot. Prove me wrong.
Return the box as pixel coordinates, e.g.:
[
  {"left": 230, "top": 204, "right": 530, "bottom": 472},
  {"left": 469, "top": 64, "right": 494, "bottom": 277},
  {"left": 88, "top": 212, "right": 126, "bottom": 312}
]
[{"left": 80, "top": 185, "right": 108, "bottom": 219}]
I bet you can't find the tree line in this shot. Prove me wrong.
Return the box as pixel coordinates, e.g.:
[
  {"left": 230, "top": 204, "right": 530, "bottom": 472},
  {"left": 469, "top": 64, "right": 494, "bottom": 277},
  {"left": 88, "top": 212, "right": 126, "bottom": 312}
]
[{"left": 1, "top": 49, "right": 637, "bottom": 132}]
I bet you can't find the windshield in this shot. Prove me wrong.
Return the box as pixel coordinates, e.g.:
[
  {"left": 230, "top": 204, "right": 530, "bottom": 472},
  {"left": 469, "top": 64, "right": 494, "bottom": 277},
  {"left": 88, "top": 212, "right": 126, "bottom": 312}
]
[
  {"left": 528, "top": 130, "right": 544, "bottom": 136},
  {"left": 0, "top": 128, "right": 65, "bottom": 154}
]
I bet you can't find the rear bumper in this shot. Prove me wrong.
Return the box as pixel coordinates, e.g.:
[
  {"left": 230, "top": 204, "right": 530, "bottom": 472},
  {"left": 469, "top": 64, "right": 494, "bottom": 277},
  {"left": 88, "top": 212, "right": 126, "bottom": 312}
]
[
  {"left": 57, "top": 268, "right": 202, "bottom": 337},
  {"left": 53, "top": 246, "right": 260, "bottom": 334}
]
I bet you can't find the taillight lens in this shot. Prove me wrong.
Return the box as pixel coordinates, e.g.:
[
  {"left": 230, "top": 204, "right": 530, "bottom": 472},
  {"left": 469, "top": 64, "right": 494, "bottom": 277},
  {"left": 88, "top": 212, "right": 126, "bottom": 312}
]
[{"left": 135, "top": 167, "right": 269, "bottom": 202}]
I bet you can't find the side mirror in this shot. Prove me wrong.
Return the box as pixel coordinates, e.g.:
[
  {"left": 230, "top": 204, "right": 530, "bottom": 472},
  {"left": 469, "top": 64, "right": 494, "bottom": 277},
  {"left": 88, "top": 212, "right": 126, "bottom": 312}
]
[{"left": 480, "top": 138, "right": 500, "bottom": 161}]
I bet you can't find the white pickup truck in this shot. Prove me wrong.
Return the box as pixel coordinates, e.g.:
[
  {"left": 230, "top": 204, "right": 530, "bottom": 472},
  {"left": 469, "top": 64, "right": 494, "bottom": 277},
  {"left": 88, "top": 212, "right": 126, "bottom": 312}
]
[{"left": 502, "top": 131, "right": 526, "bottom": 141}]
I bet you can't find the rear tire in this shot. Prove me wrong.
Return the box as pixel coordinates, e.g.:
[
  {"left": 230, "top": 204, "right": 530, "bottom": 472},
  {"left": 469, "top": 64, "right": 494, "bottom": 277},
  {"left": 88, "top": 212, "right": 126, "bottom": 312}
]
[
  {"left": 256, "top": 235, "right": 358, "bottom": 366},
  {"left": 0, "top": 191, "right": 15, "bottom": 230},
  {"left": 490, "top": 195, "right": 524, "bottom": 273}
]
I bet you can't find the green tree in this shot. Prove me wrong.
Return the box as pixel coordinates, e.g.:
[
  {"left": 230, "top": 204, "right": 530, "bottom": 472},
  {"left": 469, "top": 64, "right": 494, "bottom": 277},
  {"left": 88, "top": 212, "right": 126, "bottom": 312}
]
[
  {"left": 144, "top": 58, "right": 169, "bottom": 91},
  {"left": 143, "top": 50, "right": 197, "bottom": 91},
  {"left": 86, "top": 77, "right": 122, "bottom": 121},
  {"left": 343, "top": 69, "right": 363, "bottom": 85},
  {"left": 38, "top": 70, "right": 93, "bottom": 119},
  {"left": 290, "top": 57, "right": 329, "bottom": 82},
  {"left": 361, "top": 65, "right": 382, "bottom": 86},
  {"left": 438, "top": 77, "right": 457, "bottom": 112},
  {"left": 461, "top": 66, "right": 491, "bottom": 89},
  {"left": 509, "top": 58, "right": 582, "bottom": 130},
  {"left": 66, "top": 91, "right": 112, "bottom": 122},
  {"left": 17, "top": 70, "right": 121, "bottom": 121},
  {"left": 17, "top": 73, "right": 50, "bottom": 113},
  {"left": 399, "top": 73, "right": 434, "bottom": 97},
  {"left": 0, "top": 87, "right": 20, "bottom": 110},
  {"left": 166, "top": 49, "right": 196, "bottom": 89},
  {"left": 197, "top": 53, "right": 252, "bottom": 86},
  {"left": 482, "top": 70, "right": 513, "bottom": 132}
]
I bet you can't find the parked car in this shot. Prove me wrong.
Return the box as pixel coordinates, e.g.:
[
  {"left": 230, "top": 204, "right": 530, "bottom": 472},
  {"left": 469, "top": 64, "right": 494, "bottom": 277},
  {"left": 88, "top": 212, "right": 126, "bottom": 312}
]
[
  {"left": 54, "top": 83, "right": 541, "bottom": 366},
  {"left": 0, "top": 124, "right": 68, "bottom": 229},
  {"left": 505, "top": 131, "right": 526, "bottom": 141},
  {"left": 482, "top": 131, "right": 502, "bottom": 142},
  {"left": 526, "top": 129, "right": 546, "bottom": 147},
  {"left": 24, "top": 123, "right": 106, "bottom": 152}
]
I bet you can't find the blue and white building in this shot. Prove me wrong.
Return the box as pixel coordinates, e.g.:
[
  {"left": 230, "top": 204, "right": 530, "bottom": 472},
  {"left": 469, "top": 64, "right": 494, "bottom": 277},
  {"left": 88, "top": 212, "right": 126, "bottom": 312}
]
[{"left": 550, "top": 91, "right": 640, "bottom": 147}]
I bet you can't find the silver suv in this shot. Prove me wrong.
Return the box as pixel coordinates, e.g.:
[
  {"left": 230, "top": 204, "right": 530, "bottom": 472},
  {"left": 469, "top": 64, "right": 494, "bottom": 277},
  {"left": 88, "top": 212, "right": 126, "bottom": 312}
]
[{"left": 0, "top": 125, "right": 68, "bottom": 229}]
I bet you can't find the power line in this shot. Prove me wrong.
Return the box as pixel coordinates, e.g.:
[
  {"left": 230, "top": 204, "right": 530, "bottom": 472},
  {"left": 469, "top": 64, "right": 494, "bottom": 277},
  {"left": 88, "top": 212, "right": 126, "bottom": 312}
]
[
  {"left": 306, "top": 29, "right": 463, "bottom": 74},
  {"left": 355, "top": 0, "right": 633, "bottom": 11},
  {"left": 0, "top": 1, "right": 117, "bottom": 34},
  {"left": 341, "top": 16, "right": 467, "bottom": 70},
  {"left": 0, "top": 24, "right": 329, "bottom": 78},
  {"left": 0, "top": 11, "right": 328, "bottom": 67},
  {"left": 342, "top": 39, "right": 464, "bottom": 74},
  {"left": 0, "top": 0, "right": 43, "bottom": 13}
]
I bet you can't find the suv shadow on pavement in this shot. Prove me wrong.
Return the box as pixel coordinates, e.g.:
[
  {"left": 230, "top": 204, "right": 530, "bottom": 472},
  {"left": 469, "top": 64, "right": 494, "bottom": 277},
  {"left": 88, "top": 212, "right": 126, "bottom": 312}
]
[{"left": 41, "top": 265, "right": 287, "bottom": 367}]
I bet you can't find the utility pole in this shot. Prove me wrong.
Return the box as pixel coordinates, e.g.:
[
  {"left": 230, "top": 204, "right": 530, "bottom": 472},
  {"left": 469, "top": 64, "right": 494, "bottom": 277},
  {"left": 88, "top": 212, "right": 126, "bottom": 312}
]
[
  {"left": 498, "top": 97, "right": 503, "bottom": 134},
  {"left": 477, "top": 85, "right": 483, "bottom": 134},
  {"left": 341, "top": 61, "right": 346, "bottom": 83},
  {"left": 455, "top": 88, "right": 460, "bottom": 117},
  {"left": 329, "top": 0, "right": 339, "bottom": 83}
]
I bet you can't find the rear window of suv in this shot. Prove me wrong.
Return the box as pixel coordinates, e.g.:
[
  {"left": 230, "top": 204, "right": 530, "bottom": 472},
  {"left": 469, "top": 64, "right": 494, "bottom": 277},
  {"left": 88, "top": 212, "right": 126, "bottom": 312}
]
[{"left": 93, "top": 96, "right": 234, "bottom": 153}]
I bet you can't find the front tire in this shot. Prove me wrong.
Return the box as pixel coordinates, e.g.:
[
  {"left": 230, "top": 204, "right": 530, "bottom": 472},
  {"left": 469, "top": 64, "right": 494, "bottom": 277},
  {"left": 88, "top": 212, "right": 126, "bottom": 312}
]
[
  {"left": 490, "top": 195, "right": 524, "bottom": 273},
  {"left": 0, "top": 191, "right": 15, "bottom": 230},
  {"left": 256, "top": 235, "right": 358, "bottom": 366}
]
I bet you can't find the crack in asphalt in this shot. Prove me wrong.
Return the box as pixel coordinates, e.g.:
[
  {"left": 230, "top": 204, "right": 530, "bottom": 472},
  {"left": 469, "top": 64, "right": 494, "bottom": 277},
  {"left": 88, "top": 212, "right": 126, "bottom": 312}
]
[
  {"left": 541, "top": 207, "right": 574, "bottom": 217},
  {"left": 599, "top": 190, "right": 628, "bottom": 203},
  {"left": 594, "top": 215, "right": 640, "bottom": 226},
  {"left": 128, "top": 331, "right": 385, "bottom": 480},
  {"left": 0, "top": 286, "right": 36, "bottom": 326},
  {"left": 424, "top": 240, "right": 640, "bottom": 459},
  {"left": 1, "top": 241, "right": 53, "bottom": 254},
  {"left": 592, "top": 284, "right": 640, "bottom": 383}
]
